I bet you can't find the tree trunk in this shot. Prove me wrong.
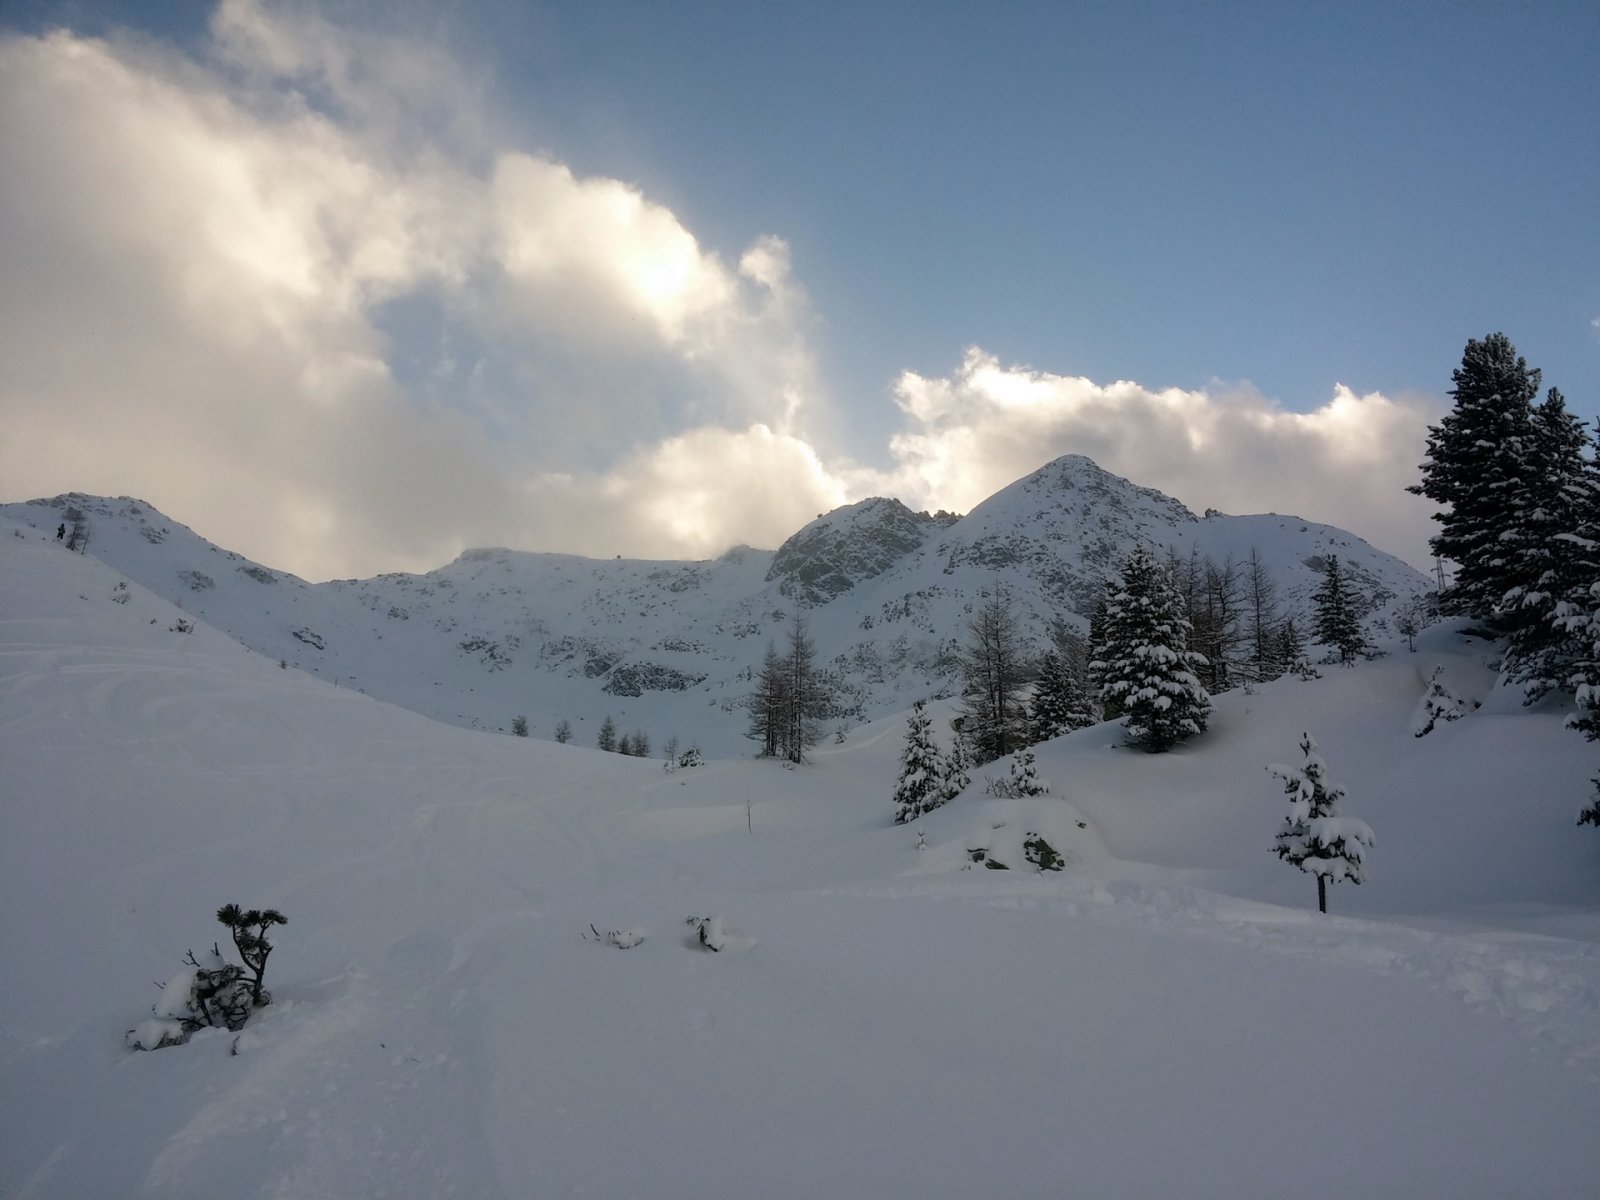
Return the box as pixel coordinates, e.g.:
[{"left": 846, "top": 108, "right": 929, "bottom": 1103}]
[{"left": 1317, "top": 875, "right": 1327, "bottom": 914}]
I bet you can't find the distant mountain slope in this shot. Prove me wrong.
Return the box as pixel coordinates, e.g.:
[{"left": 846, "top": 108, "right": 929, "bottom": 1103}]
[{"left": 2, "top": 457, "right": 1433, "bottom": 753}]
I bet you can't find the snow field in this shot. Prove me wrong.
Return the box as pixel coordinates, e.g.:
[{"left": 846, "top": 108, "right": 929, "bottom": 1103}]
[{"left": 3, "top": 526, "right": 1599, "bottom": 1197}]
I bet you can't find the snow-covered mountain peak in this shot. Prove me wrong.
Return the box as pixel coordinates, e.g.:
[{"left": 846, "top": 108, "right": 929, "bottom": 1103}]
[{"left": 766, "top": 495, "right": 954, "bottom": 606}]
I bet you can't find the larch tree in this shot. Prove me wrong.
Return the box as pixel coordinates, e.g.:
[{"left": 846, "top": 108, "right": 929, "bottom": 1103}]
[
  {"left": 1269, "top": 733, "right": 1373, "bottom": 914},
  {"left": 959, "top": 583, "right": 1030, "bottom": 763},
  {"left": 1092, "top": 544, "right": 1212, "bottom": 752}
]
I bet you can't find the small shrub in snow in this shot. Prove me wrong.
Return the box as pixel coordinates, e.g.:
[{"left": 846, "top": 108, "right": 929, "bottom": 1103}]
[
  {"left": 1269, "top": 735, "right": 1373, "bottom": 914},
  {"left": 1412, "top": 667, "right": 1466, "bottom": 737},
  {"left": 129, "top": 905, "right": 286, "bottom": 1050},
  {"left": 677, "top": 745, "right": 704, "bottom": 769},
  {"left": 687, "top": 915, "right": 726, "bottom": 952},
  {"left": 586, "top": 924, "right": 647, "bottom": 949},
  {"left": 511, "top": 715, "right": 529, "bottom": 737}
]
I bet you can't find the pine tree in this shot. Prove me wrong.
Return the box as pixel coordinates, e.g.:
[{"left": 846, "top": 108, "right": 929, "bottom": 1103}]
[
  {"left": 893, "top": 700, "right": 946, "bottom": 824},
  {"left": 1500, "top": 388, "right": 1596, "bottom": 701},
  {"left": 631, "top": 730, "right": 650, "bottom": 758},
  {"left": 616, "top": 731, "right": 634, "bottom": 756},
  {"left": 941, "top": 730, "right": 972, "bottom": 803},
  {"left": 958, "top": 583, "right": 1030, "bottom": 763},
  {"left": 1092, "top": 545, "right": 1212, "bottom": 752},
  {"left": 1005, "top": 747, "right": 1048, "bottom": 796},
  {"left": 1409, "top": 333, "right": 1541, "bottom": 618},
  {"left": 1313, "top": 555, "right": 1365, "bottom": 664},
  {"left": 511, "top": 715, "right": 529, "bottom": 737},
  {"left": 554, "top": 718, "right": 573, "bottom": 744},
  {"left": 1029, "top": 630, "right": 1095, "bottom": 742},
  {"left": 1269, "top": 733, "right": 1373, "bottom": 913},
  {"left": 597, "top": 714, "right": 617, "bottom": 753}
]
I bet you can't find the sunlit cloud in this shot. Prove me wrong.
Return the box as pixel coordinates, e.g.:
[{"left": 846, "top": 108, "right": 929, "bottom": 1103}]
[{"left": 0, "top": 2, "right": 1440, "bottom": 580}]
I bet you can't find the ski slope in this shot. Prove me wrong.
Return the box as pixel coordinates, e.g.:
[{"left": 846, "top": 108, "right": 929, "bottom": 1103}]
[{"left": 3, "top": 524, "right": 1598, "bottom": 1198}]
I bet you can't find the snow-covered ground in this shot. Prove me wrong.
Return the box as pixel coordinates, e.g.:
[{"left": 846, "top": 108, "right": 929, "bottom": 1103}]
[{"left": 3, "top": 523, "right": 1598, "bottom": 1198}]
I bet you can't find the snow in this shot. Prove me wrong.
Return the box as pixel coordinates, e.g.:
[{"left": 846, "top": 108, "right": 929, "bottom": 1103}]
[{"left": 3, "top": 518, "right": 1600, "bottom": 1197}]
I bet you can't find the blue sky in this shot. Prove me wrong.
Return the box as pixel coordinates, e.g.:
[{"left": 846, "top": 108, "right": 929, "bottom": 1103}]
[{"left": 1, "top": 0, "right": 1595, "bottom": 578}]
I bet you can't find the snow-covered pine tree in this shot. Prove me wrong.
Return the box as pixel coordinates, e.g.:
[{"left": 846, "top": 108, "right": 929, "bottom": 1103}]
[
  {"left": 1029, "top": 633, "right": 1095, "bottom": 742},
  {"left": 941, "top": 729, "right": 972, "bottom": 803},
  {"left": 893, "top": 700, "right": 946, "bottom": 824},
  {"left": 1500, "top": 388, "right": 1596, "bottom": 702},
  {"left": 1412, "top": 666, "right": 1466, "bottom": 737},
  {"left": 1269, "top": 733, "right": 1373, "bottom": 913},
  {"left": 1409, "top": 333, "right": 1541, "bottom": 618},
  {"left": 1092, "top": 544, "right": 1211, "bottom": 752},
  {"left": 1313, "top": 555, "right": 1365, "bottom": 664},
  {"left": 1005, "top": 747, "right": 1048, "bottom": 796}
]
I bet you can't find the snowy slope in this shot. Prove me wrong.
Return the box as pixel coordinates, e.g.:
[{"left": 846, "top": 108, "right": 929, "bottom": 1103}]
[
  {"left": 2, "top": 518, "right": 1599, "bottom": 1198},
  {"left": 1, "top": 458, "right": 1433, "bottom": 757}
]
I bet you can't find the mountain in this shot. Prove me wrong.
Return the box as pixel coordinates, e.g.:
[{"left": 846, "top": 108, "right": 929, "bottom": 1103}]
[
  {"left": 3, "top": 506, "right": 1597, "bottom": 1197},
  {"left": 1, "top": 457, "right": 1432, "bottom": 754}
]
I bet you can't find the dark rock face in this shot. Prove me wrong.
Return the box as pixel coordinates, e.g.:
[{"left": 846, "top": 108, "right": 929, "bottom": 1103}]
[{"left": 766, "top": 498, "right": 948, "bottom": 606}]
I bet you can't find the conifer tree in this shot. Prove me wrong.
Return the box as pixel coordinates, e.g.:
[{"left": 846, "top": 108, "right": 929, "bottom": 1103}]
[
  {"left": 1092, "top": 545, "right": 1211, "bottom": 752},
  {"left": 1500, "top": 388, "right": 1596, "bottom": 700},
  {"left": 958, "top": 583, "right": 1030, "bottom": 763},
  {"left": 1409, "top": 333, "right": 1541, "bottom": 617},
  {"left": 597, "top": 714, "right": 617, "bottom": 753},
  {"left": 1269, "top": 733, "right": 1373, "bottom": 913},
  {"left": 1004, "top": 747, "right": 1048, "bottom": 796},
  {"left": 1243, "top": 547, "right": 1284, "bottom": 682},
  {"left": 781, "top": 611, "right": 827, "bottom": 763},
  {"left": 1313, "top": 555, "right": 1365, "bottom": 664},
  {"left": 746, "top": 641, "right": 788, "bottom": 758},
  {"left": 893, "top": 700, "right": 946, "bottom": 824},
  {"left": 1029, "top": 634, "right": 1095, "bottom": 742},
  {"left": 941, "top": 729, "right": 973, "bottom": 803}
]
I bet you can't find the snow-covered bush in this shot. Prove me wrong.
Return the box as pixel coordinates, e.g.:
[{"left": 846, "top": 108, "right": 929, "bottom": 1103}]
[
  {"left": 893, "top": 700, "right": 946, "bottom": 824},
  {"left": 984, "top": 748, "right": 1049, "bottom": 798},
  {"left": 1269, "top": 735, "right": 1372, "bottom": 914},
  {"left": 128, "top": 905, "right": 286, "bottom": 1050},
  {"left": 1412, "top": 667, "right": 1466, "bottom": 737}
]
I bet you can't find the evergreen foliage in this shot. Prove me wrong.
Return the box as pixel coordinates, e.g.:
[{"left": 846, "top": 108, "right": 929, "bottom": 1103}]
[
  {"left": 554, "top": 718, "right": 573, "bottom": 744},
  {"left": 1269, "top": 734, "right": 1373, "bottom": 913},
  {"left": 511, "top": 715, "right": 529, "bottom": 737},
  {"left": 597, "top": 714, "right": 617, "bottom": 753},
  {"left": 892, "top": 700, "right": 946, "bottom": 824},
  {"left": 1409, "top": 333, "right": 1542, "bottom": 618},
  {"left": 1092, "top": 545, "right": 1211, "bottom": 752},
  {"left": 1005, "top": 747, "right": 1048, "bottom": 796},
  {"left": 941, "top": 730, "right": 972, "bottom": 803},
  {"left": 1029, "top": 629, "right": 1095, "bottom": 742},
  {"left": 1312, "top": 555, "right": 1365, "bottom": 664}
]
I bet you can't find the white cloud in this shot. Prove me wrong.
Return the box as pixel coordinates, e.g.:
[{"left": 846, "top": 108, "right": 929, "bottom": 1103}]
[
  {"left": 0, "top": 4, "right": 1442, "bottom": 581},
  {"left": 0, "top": 6, "right": 829, "bottom": 578},
  {"left": 860, "top": 349, "right": 1442, "bottom": 570}
]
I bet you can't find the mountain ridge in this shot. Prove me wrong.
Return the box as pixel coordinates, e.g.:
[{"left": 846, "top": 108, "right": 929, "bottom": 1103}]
[{"left": 2, "top": 456, "right": 1432, "bottom": 753}]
